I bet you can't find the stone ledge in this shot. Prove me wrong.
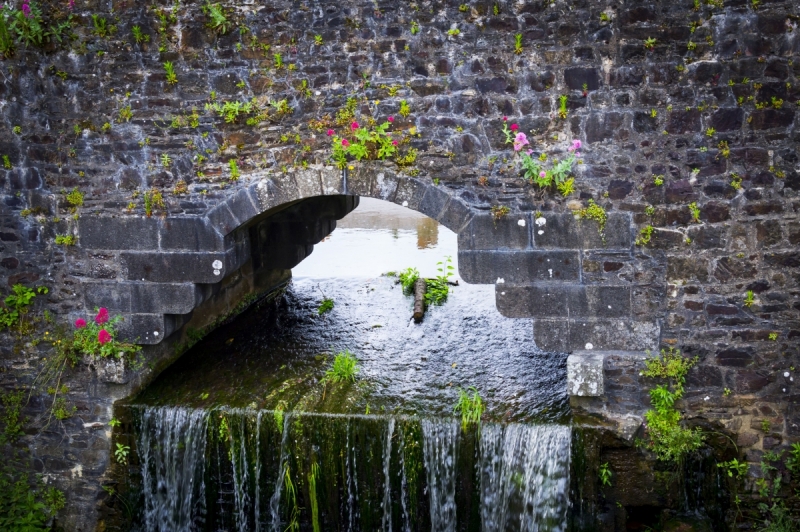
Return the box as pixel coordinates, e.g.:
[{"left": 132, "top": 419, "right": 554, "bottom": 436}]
[
  {"left": 533, "top": 319, "right": 659, "bottom": 351},
  {"left": 496, "top": 283, "right": 631, "bottom": 318},
  {"left": 457, "top": 249, "right": 581, "bottom": 284}
]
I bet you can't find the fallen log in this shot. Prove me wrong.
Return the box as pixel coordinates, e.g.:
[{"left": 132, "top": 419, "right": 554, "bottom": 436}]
[{"left": 413, "top": 278, "right": 426, "bottom": 322}]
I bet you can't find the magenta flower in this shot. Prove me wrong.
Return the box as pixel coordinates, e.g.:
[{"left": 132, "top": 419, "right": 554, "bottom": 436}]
[
  {"left": 510, "top": 123, "right": 519, "bottom": 131},
  {"left": 572, "top": 139, "right": 582, "bottom": 150},
  {"left": 68, "top": 0, "right": 74, "bottom": 9},
  {"left": 75, "top": 318, "right": 87, "bottom": 329},
  {"left": 392, "top": 140, "right": 398, "bottom": 146},
  {"left": 503, "top": 116, "right": 508, "bottom": 122},
  {"left": 326, "top": 129, "right": 334, "bottom": 136},
  {"left": 21, "top": 0, "right": 30, "bottom": 17},
  {"left": 341, "top": 138, "right": 350, "bottom": 147},
  {"left": 95, "top": 307, "right": 109, "bottom": 325},
  {"left": 350, "top": 121, "right": 359, "bottom": 130},
  {"left": 387, "top": 116, "right": 394, "bottom": 122},
  {"left": 513, "top": 132, "right": 529, "bottom": 152},
  {"left": 539, "top": 171, "right": 546, "bottom": 178},
  {"left": 98, "top": 329, "right": 112, "bottom": 345}
]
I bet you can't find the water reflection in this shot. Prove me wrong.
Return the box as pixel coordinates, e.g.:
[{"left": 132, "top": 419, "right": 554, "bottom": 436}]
[{"left": 293, "top": 197, "right": 453, "bottom": 279}]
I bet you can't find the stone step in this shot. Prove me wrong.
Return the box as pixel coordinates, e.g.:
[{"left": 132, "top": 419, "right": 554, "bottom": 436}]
[
  {"left": 120, "top": 243, "right": 250, "bottom": 284},
  {"left": 533, "top": 318, "right": 659, "bottom": 352},
  {"left": 78, "top": 215, "right": 225, "bottom": 252},
  {"left": 457, "top": 211, "right": 632, "bottom": 251},
  {"left": 457, "top": 249, "right": 581, "bottom": 284},
  {"left": 84, "top": 281, "right": 214, "bottom": 315},
  {"left": 115, "top": 313, "right": 191, "bottom": 345},
  {"left": 495, "top": 283, "right": 631, "bottom": 319}
]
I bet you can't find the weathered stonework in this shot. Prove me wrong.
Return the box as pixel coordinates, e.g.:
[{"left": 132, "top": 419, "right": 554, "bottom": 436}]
[{"left": 0, "top": 0, "right": 797, "bottom": 528}]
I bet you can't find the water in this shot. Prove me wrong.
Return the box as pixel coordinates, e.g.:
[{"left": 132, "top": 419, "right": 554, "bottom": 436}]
[
  {"left": 133, "top": 407, "right": 571, "bottom": 532},
  {"left": 131, "top": 198, "right": 572, "bottom": 531}
]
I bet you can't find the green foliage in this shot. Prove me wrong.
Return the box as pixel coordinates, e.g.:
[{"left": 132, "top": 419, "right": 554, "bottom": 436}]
[
  {"left": 283, "top": 465, "right": 300, "bottom": 532},
  {"left": 688, "top": 202, "right": 701, "bottom": 223},
  {"left": 2, "top": 155, "right": 10, "bottom": 169},
  {"left": 0, "top": 461, "right": 65, "bottom": 531},
  {"left": 453, "top": 386, "right": 484, "bottom": 430},
  {"left": 317, "top": 298, "right": 334, "bottom": 315},
  {"left": 424, "top": 256, "right": 454, "bottom": 307},
  {"left": 576, "top": 200, "right": 607, "bottom": 238},
  {"left": 490, "top": 205, "right": 510, "bottom": 222},
  {"left": 324, "top": 351, "right": 359, "bottom": 384},
  {"left": 635, "top": 225, "right": 654, "bottom": 246},
  {"left": 65, "top": 188, "right": 83, "bottom": 209},
  {"left": 228, "top": 159, "right": 240, "bottom": 180},
  {"left": 202, "top": 2, "right": 230, "bottom": 34},
  {"left": 744, "top": 290, "right": 755, "bottom": 308},
  {"left": 1, "top": 390, "right": 25, "bottom": 443},
  {"left": 644, "top": 37, "right": 657, "bottom": 50},
  {"left": 653, "top": 174, "right": 664, "bottom": 186},
  {"left": 717, "top": 458, "right": 748, "bottom": 478},
  {"left": 399, "top": 99, "right": 411, "bottom": 117},
  {"left": 330, "top": 120, "right": 398, "bottom": 169},
  {"left": 410, "top": 21, "right": 419, "bottom": 35},
  {"left": 599, "top": 462, "right": 612, "bottom": 487},
  {"left": 71, "top": 309, "right": 141, "bottom": 360},
  {"left": 0, "top": 7, "right": 14, "bottom": 56},
  {"left": 558, "top": 94, "right": 568, "bottom": 119},
  {"left": 308, "top": 462, "right": 321, "bottom": 532},
  {"left": 91, "top": 14, "right": 114, "bottom": 38},
  {"left": 786, "top": 443, "right": 800, "bottom": 474},
  {"left": 143, "top": 189, "right": 164, "bottom": 217},
  {"left": 514, "top": 33, "right": 522, "bottom": 54},
  {"left": 0, "top": 284, "right": 43, "bottom": 334},
  {"left": 9, "top": 1, "right": 46, "bottom": 47},
  {"left": 398, "top": 267, "right": 419, "bottom": 294},
  {"left": 119, "top": 105, "right": 133, "bottom": 122},
  {"left": 557, "top": 177, "right": 575, "bottom": 197},
  {"left": 757, "top": 503, "right": 795, "bottom": 532},
  {"left": 131, "top": 25, "right": 149, "bottom": 44},
  {"left": 54, "top": 234, "right": 76, "bottom": 246},
  {"left": 114, "top": 443, "right": 130, "bottom": 465},
  {"left": 640, "top": 348, "right": 704, "bottom": 463},
  {"left": 274, "top": 401, "right": 286, "bottom": 433},
  {"left": 163, "top": 61, "right": 178, "bottom": 85}
]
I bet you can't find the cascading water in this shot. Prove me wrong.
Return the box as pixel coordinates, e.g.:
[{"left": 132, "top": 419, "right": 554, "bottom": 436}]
[{"left": 132, "top": 407, "right": 570, "bottom": 532}]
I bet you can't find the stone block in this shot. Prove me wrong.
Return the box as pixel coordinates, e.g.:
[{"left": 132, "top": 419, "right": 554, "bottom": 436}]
[
  {"left": 120, "top": 245, "right": 248, "bottom": 284},
  {"left": 78, "top": 216, "right": 159, "bottom": 250},
  {"left": 205, "top": 202, "right": 240, "bottom": 236},
  {"left": 225, "top": 187, "right": 260, "bottom": 226},
  {"left": 116, "top": 313, "right": 190, "bottom": 344},
  {"left": 293, "top": 167, "right": 324, "bottom": 198},
  {"left": 84, "top": 281, "right": 206, "bottom": 315},
  {"left": 417, "top": 185, "right": 451, "bottom": 221},
  {"left": 158, "top": 217, "right": 225, "bottom": 252},
  {"left": 392, "top": 177, "right": 428, "bottom": 212},
  {"left": 533, "top": 319, "right": 660, "bottom": 352},
  {"left": 532, "top": 212, "right": 631, "bottom": 250},
  {"left": 496, "top": 284, "right": 632, "bottom": 319},
  {"left": 457, "top": 212, "right": 531, "bottom": 250},
  {"left": 567, "top": 352, "right": 605, "bottom": 396},
  {"left": 458, "top": 249, "right": 581, "bottom": 284},
  {"left": 320, "top": 166, "right": 345, "bottom": 195},
  {"left": 438, "top": 197, "right": 473, "bottom": 234}
]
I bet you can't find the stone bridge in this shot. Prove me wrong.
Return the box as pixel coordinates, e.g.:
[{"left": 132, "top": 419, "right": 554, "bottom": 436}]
[
  {"left": 77, "top": 165, "right": 660, "bottom": 352},
  {"left": 0, "top": 0, "right": 796, "bottom": 528}
]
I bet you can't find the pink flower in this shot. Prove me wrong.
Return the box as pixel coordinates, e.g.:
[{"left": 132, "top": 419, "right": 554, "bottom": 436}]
[
  {"left": 503, "top": 116, "right": 508, "bottom": 121},
  {"left": 572, "top": 139, "right": 582, "bottom": 150},
  {"left": 68, "top": 0, "right": 74, "bottom": 9},
  {"left": 387, "top": 116, "right": 394, "bottom": 122},
  {"left": 341, "top": 138, "right": 350, "bottom": 147},
  {"left": 326, "top": 129, "right": 334, "bottom": 136},
  {"left": 526, "top": 149, "right": 533, "bottom": 155},
  {"left": 75, "top": 318, "right": 86, "bottom": 329},
  {"left": 512, "top": 132, "right": 529, "bottom": 152},
  {"left": 392, "top": 140, "right": 398, "bottom": 146},
  {"left": 21, "top": 0, "right": 30, "bottom": 17},
  {"left": 95, "top": 307, "right": 109, "bottom": 325},
  {"left": 350, "top": 121, "right": 359, "bottom": 130},
  {"left": 510, "top": 123, "right": 519, "bottom": 131},
  {"left": 98, "top": 329, "right": 112, "bottom": 345},
  {"left": 539, "top": 171, "right": 546, "bottom": 178}
]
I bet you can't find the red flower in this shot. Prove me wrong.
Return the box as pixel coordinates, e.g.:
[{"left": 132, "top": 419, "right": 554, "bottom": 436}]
[
  {"left": 341, "top": 138, "right": 350, "bottom": 147},
  {"left": 510, "top": 124, "right": 519, "bottom": 131},
  {"left": 503, "top": 116, "right": 508, "bottom": 121},
  {"left": 350, "top": 121, "right": 359, "bottom": 130},
  {"left": 387, "top": 116, "right": 394, "bottom": 122},
  {"left": 392, "top": 140, "right": 398, "bottom": 145},
  {"left": 326, "top": 129, "right": 334, "bottom": 136},
  {"left": 95, "top": 307, "right": 109, "bottom": 325},
  {"left": 75, "top": 318, "right": 86, "bottom": 329},
  {"left": 98, "top": 329, "right": 111, "bottom": 345}
]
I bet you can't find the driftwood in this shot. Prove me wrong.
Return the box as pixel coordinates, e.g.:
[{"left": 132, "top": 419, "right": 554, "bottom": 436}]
[{"left": 413, "top": 278, "right": 426, "bottom": 322}]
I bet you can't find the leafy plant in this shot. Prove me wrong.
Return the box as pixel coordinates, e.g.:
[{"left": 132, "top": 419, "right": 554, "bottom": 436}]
[
  {"left": 577, "top": 200, "right": 607, "bottom": 238},
  {"left": 0, "top": 461, "right": 65, "bottom": 531},
  {"left": 424, "top": 256, "right": 454, "bottom": 306},
  {"left": 0, "top": 284, "right": 44, "bottom": 335},
  {"left": 599, "top": 462, "right": 612, "bottom": 487},
  {"left": 653, "top": 174, "right": 664, "bottom": 186},
  {"left": 318, "top": 298, "right": 334, "bottom": 315},
  {"left": 202, "top": 1, "right": 230, "bottom": 34},
  {"left": 228, "top": 159, "right": 240, "bottom": 180},
  {"left": 410, "top": 21, "right": 419, "bottom": 35},
  {"left": 314, "top": 34, "right": 322, "bottom": 45},
  {"left": 744, "top": 290, "right": 755, "bottom": 308},
  {"left": 330, "top": 120, "right": 399, "bottom": 169},
  {"left": 558, "top": 94, "right": 568, "bottom": 119},
  {"left": 114, "top": 443, "right": 130, "bottom": 465},
  {"left": 163, "top": 61, "right": 178, "bottom": 85},
  {"left": 398, "top": 267, "right": 419, "bottom": 294},
  {"left": 514, "top": 33, "right": 522, "bottom": 54},
  {"left": 490, "top": 204, "right": 509, "bottom": 222},
  {"left": 718, "top": 458, "right": 748, "bottom": 478},
  {"left": 2, "top": 155, "right": 10, "bottom": 169},
  {"left": 453, "top": 386, "right": 484, "bottom": 430},
  {"left": 644, "top": 37, "right": 657, "bottom": 50},
  {"left": 399, "top": 100, "right": 411, "bottom": 117},
  {"left": 143, "top": 189, "right": 164, "bottom": 217},
  {"left": 71, "top": 307, "right": 141, "bottom": 360},
  {"left": 131, "top": 25, "right": 149, "bottom": 44},
  {"left": 9, "top": 1, "right": 46, "bottom": 47},
  {"left": 54, "top": 234, "right": 76, "bottom": 246},
  {"left": 323, "top": 351, "right": 359, "bottom": 384},
  {"left": 91, "top": 14, "right": 111, "bottom": 38},
  {"left": 639, "top": 348, "right": 704, "bottom": 463},
  {"left": 688, "top": 202, "right": 701, "bottom": 223},
  {"left": 447, "top": 28, "right": 460, "bottom": 36},
  {"left": 274, "top": 401, "right": 286, "bottom": 433}
]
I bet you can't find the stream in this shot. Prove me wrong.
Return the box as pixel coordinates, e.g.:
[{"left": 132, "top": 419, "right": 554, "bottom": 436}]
[{"left": 130, "top": 198, "right": 573, "bottom": 531}]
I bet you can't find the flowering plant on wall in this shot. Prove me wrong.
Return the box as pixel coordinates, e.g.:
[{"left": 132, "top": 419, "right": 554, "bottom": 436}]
[
  {"left": 72, "top": 307, "right": 140, "bottom": 359},
  {"left": 501, "top": 118, "right": 580, "bottom": 197}
]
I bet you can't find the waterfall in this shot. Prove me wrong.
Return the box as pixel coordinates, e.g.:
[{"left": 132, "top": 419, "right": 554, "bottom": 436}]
[
  {"left": 136, "top": 406, "right": 208, "bottom": 532},
  {"left": 133, "top": 407, "right": 571, "bottom": 532},
  {"left": 422, "top": 419, "right": 460, "bottom": 532}
]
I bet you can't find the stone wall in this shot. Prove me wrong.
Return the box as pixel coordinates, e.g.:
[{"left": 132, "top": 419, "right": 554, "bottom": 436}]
[{"left": 0, "top": 0, "right": 797, "bottom": 529}]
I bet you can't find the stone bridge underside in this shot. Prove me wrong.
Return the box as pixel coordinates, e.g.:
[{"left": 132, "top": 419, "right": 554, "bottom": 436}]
[{"left": 78, "top": 165, "right": 662, "bottom": 352}]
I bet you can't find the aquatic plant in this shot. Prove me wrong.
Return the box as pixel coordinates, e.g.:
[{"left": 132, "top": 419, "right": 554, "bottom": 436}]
[
  {"left": 453, "top": 386, "right": 484, "bottom": 430},
  {"left": 324, "top": 351, "right": 359, "bottom": 384}
]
